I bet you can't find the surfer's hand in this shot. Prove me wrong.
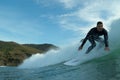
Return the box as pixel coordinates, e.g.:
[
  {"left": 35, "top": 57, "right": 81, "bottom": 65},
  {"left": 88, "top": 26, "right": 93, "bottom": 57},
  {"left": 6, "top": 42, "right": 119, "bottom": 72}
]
[
  {"left": 104, "top": 47, "right": 110, "bottom": 51},
  {"left": 78, "top": 46, "right": 83, "bottom": 51}
]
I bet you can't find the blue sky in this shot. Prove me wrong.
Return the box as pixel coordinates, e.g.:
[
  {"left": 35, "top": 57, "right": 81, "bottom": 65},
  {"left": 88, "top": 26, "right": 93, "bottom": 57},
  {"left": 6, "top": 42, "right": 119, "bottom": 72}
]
[{"left": 0, "top": 0, "right": 120, "bottom": 46}]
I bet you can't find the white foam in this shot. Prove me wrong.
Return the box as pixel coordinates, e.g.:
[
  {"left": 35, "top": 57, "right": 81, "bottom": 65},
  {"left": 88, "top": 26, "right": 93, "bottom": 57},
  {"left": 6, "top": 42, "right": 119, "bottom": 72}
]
[
  {"left": 19, "top": 19, "right": 120, "bottom": 69},
  {"left": 18, "top": 42, "right": 107, "bottom": 69},
  {"left": 19, "top": 43, "right": 80, "bottom": 68}
]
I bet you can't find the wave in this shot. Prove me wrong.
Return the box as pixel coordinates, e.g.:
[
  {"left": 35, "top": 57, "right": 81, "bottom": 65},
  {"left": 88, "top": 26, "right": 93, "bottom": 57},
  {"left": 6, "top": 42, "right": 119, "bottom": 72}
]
[
  {"left": 18, "top": 42, "right": 108, "bottom": 69},
  {"left": 19, "top": 19, "right": 120, "bottom": 69}
]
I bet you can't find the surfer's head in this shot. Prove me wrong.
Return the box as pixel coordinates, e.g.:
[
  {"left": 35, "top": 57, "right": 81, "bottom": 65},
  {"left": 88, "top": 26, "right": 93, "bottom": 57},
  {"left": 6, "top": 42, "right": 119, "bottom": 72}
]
[{"left": 96, "top": 21, "right": 103, "bottom": 31}]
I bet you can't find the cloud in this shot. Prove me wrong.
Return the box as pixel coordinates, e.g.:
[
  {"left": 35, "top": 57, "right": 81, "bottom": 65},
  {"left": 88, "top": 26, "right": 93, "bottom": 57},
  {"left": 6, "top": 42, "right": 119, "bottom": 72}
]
[
  {"left": 33, "top": 0, "right": 59, "bottom": 7},
  {"left": 0, "top": 19, "right": 43, "bottom": 43},
  {"left": 0, "top": 10, "right": 43, "bottom": 43},
  {"left": 59, "top": 18, "right": 90, "bottom": 34},
  {"left": 57, "top": 0, "right": 120, "bottom": 34},
  {"left": 58, "top": 0, "right": 77, "bottom": 9},
  {"left": 0, "top": 17, "right": 42, "bottom": 36},
  {"left": 33, "top": 0, "right": 120, "bottom": 44},
  {"left": 34, "top": 0, "right": 80, "bottom": 8},
  {"left": 58, "top": 0, "right": 89, "bottom": 9}
]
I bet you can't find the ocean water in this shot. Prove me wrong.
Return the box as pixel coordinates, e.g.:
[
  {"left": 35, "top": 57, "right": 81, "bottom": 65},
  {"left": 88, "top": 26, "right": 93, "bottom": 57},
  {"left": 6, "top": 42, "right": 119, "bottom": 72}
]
[{"left": 0, "top": 51, "right": 120, "bottom": 80}]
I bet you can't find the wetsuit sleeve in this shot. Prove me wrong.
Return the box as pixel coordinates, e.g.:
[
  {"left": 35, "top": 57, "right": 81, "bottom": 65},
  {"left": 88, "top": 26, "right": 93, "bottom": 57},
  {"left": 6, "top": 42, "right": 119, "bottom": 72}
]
[
  {"left": 81, "top": 28, "right": 93, "bottom": 47},
  {"left": 104, "top": 29, "right": 109, "bottom": 47}
]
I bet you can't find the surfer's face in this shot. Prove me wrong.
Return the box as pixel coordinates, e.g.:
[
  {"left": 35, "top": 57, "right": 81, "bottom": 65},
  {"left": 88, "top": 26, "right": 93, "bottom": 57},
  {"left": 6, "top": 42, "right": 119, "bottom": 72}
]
[{"left": 97, "top": 24, "right": 103, "bottom": 31}]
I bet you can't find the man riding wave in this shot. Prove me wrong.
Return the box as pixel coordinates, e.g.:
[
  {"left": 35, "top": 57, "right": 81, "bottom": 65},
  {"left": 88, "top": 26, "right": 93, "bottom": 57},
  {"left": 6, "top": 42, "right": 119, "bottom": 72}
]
[{"left": 78, "top": 21, "right": 110, "bottom": 54}]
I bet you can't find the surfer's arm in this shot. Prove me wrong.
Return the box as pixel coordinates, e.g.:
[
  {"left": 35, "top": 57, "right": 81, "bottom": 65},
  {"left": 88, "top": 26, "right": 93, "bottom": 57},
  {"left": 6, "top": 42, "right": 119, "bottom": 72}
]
[
  {"left": 80, "top": 38, "right": 87, "bottom": 47},
  {"left": 78, "top": 36, "right": 88, "bottom": 50},
  {"left": 78, "top": 28, "right": 94, "bottom": 51},
  {"left": 104, "top": 30, "right": 109, "bottom": 47},
  {"left": 80, "top": 29, "right": 93, "bottom": 48},
  {"left": 104, "top": 32, "right": 110, "bottom": 51}
]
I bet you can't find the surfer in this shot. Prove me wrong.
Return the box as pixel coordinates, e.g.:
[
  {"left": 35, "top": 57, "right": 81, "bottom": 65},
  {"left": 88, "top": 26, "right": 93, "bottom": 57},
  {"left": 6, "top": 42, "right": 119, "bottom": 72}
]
[{"left": 78, "top": 21, "right": 110, "bottom": 54}]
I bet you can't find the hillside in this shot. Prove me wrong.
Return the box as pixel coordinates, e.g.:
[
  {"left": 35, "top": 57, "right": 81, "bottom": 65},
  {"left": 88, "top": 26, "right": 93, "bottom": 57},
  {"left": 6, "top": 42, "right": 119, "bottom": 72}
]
[
  {"left": 0, "top": 41, "right": 58, "bottom": 66},
  {"left": 23, "top": 44, "right": 59, "bottom": 52}
]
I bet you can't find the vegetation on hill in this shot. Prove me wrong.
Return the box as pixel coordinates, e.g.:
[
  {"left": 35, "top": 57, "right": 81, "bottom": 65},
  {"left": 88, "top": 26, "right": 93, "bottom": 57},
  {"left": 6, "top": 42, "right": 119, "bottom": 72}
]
[
  {"left": 0, "top": 41, "right": 58, "bottom": 66},
  {"left": 23, "top": 43, "right": 59, "bottom": 52}
]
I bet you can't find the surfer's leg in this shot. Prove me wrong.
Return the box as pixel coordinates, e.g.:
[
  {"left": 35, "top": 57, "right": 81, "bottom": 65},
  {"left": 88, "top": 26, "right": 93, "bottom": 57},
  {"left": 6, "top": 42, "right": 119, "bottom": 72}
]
[{"left": 85, "top": 38, "right": 96, "bottom": 54}]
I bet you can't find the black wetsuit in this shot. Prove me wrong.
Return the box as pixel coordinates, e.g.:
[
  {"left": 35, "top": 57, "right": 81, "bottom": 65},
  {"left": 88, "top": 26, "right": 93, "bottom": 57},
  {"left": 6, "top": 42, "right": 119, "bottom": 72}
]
[{"left": 81, "top": 27, "right": 109, "bottom": 54}]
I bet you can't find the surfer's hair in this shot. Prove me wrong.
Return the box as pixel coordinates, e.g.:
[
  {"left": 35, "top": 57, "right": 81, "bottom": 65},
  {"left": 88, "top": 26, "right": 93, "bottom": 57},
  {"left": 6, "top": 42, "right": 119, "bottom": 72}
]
[{"left": 97, "top": 21, "right": 103, "bottom": 25}]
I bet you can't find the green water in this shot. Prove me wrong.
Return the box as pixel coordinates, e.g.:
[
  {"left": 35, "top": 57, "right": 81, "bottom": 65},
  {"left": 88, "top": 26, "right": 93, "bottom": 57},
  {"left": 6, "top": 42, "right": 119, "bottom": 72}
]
[{"left": 0, "top": 50, "right": 120, "bottom": 80}]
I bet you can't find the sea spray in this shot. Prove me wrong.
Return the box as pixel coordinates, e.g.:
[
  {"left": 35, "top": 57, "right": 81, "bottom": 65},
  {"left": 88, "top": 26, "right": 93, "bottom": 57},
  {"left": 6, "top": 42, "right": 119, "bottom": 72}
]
[
  {"left": 19, "top": 42, "right": 106, "bottom": 68},
  {"left": 19, "top": 19, "right": 120, "bottom": 69},
  {"left": 19, "top": 43, "right": 80, "bottom": 68}
]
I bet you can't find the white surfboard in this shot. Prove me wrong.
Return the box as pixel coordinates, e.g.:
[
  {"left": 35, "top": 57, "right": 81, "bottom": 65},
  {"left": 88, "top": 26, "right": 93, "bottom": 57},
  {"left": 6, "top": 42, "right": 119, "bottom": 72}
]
[
  {"left": 64, "top": 53, "right": 106, "bottom": 66},
  {"left": 64, "top": 58, "right": 81, "bottom": 66},
  {"left": 64, "top": 52, "right": 103, "bottom": 66},
  {"left": 64, "top": 55, "right": 88, "bottom": 66}
]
